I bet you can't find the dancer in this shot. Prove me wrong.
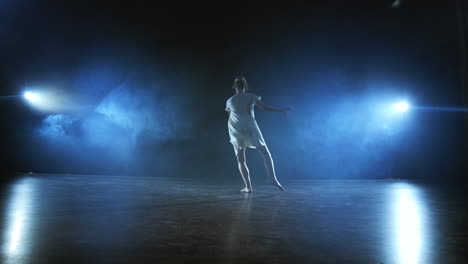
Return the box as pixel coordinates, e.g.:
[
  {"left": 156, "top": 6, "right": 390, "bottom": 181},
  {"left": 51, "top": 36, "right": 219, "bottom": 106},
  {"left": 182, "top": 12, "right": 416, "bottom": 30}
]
[{"left": 225, "top": 75, "right": 290, "bottom": 193}]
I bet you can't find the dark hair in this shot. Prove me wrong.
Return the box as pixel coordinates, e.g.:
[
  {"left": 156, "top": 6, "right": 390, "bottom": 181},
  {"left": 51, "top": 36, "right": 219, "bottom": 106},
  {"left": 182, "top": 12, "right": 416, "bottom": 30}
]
[{"left": 232, "top": 75, "right": 248, "bottom": 91}]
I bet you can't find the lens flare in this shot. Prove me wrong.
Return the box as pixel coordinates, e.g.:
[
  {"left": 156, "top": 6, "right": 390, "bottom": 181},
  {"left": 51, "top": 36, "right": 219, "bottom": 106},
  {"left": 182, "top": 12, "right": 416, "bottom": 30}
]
[
  {"left": 23, "top": 92, "right": 40, "bottom": 103},
  {"left": 392, "top": 101, "right": 410, "bottom": 112},
  {"left": 22, "top": 88, "right": 71, "bottom": 112}
]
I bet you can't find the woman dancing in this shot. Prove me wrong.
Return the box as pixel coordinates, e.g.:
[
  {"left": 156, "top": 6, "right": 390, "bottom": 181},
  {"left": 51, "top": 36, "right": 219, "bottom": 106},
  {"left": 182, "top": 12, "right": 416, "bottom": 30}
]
[{"left": 225, "top": 75, "right": 290, "bottom": 193}]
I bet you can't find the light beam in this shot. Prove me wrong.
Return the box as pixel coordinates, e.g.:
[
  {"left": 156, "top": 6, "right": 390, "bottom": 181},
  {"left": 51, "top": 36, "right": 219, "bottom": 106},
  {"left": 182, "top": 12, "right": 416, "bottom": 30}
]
[
  {"left": 392, "top": 101, "right": 410, "bottom": 112},
  {"left": 23, "top": 92, "right": 40, "bottom": 103}
]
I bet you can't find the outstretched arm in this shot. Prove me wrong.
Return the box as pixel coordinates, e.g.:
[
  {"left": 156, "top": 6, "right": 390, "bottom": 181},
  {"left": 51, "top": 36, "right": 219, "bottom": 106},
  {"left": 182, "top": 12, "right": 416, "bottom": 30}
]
[{"left": 255, "top": 98, "right": 291, "bottom": 113}]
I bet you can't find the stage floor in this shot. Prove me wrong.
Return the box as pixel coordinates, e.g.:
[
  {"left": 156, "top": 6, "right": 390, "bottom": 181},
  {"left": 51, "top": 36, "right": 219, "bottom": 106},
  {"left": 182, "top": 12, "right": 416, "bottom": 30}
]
[{"left": 0, "top": 174, "right": 466, "bottom": 264}]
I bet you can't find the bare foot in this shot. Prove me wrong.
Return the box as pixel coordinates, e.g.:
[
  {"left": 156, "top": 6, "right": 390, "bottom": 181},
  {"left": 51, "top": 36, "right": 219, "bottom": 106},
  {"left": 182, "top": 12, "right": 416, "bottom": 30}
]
[
  {"left": 240, "top": 187, "right": 253, "bottom": 193},
  {"left": 275, "top": 184, "right": 285, "bottom": 192},
  {"left": 269, "top": 180, "right": 285, "bottom": 191}
]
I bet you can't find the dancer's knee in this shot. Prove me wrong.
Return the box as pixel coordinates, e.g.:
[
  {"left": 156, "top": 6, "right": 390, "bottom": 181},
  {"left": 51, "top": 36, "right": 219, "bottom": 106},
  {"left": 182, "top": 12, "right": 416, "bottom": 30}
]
[
  {"left": 258, "top": 146, "right": 271, "bottom": 159},
  {"left": 236, "top": 153, "right": 245, "bottom": 163}
]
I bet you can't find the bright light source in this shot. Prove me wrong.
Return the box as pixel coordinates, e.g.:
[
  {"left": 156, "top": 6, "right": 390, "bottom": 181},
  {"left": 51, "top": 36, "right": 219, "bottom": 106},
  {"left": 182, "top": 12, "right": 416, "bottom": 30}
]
[
  {"left": 392, "top": 101, "right": 410, "bottom": 112},
  {"left": 22, "top": 88, "right": 66, "bottom": 112},
  {"left": 23, "top": 91, "right": 40, "bottom": 103}
]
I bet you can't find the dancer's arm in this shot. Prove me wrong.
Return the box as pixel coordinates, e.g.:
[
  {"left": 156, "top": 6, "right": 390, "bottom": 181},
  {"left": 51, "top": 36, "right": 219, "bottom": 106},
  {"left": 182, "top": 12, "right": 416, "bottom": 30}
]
[{"left": 255, "top": 98, "right": 291, "bottom": 113}]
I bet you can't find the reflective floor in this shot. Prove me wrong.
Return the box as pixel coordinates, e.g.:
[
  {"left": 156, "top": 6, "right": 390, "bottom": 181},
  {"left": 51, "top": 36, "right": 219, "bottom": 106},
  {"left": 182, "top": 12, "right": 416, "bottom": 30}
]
[{"left": 0, "top": 174, "right": 466, "bottom": 264}]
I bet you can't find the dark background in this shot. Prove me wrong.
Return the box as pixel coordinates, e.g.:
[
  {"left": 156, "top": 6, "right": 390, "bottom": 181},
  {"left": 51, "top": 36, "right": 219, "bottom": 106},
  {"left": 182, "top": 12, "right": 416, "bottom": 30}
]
[{"left": 1, "top": 0, "right": 467, "bottom": 186}]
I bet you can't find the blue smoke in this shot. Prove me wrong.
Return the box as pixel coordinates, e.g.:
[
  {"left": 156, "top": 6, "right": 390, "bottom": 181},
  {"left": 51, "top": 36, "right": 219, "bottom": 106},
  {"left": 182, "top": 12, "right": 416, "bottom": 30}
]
[
  {"left": 261, "top": 72, "right": 414, "bottom": 179},
  {"left": 35, "top": 58, "right": 192, "bottom": 174}
]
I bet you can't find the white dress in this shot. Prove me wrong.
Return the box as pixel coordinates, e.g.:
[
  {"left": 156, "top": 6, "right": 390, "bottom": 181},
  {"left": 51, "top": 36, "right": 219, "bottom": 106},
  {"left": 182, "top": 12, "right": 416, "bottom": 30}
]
[{"left": 225, "top": 92, "right": 266, "bottom": 154}]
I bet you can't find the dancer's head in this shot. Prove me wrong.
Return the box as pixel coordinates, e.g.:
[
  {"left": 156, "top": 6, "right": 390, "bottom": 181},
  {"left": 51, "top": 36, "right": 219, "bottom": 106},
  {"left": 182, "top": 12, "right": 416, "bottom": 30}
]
[{"left": 232, "top": 75, "right": 248, "bottom": 93}]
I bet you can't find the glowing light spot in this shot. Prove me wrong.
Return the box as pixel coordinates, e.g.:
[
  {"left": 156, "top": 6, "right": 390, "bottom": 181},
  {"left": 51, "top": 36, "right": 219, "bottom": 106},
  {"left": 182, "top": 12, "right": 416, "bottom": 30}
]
[
  {"left": 23, "top": 92, "right": 40, "bottom": 103},
  {"left": 392, "top": 0, "right": 401, "bottom": 8},
  {"left": 392, "top": 101, "right": 410, "bottom": 112},
  {"left": 21, "top": 87, "right": 69, "bottom": 112}
]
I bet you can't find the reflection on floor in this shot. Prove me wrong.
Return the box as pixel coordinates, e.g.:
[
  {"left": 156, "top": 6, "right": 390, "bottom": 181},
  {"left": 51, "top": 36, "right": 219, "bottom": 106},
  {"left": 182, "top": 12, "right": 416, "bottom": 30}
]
[{"left": 0, "top": 174, "right": 466, "bottom": 264}]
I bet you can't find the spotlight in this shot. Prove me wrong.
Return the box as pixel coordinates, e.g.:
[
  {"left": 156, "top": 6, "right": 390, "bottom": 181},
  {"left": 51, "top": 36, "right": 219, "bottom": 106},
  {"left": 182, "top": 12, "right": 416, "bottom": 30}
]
[
  {"left": 392, "top": 101, "right": 410, "bottom": 112},
  {"left": 22, "top": 89, "right": 62, "bottom": 112},
  {"left": 23, "top": 91, "right": 40, "bottom": 103},
  {"left": 21, "top": 87, "right": 74, "bottom": 112}
]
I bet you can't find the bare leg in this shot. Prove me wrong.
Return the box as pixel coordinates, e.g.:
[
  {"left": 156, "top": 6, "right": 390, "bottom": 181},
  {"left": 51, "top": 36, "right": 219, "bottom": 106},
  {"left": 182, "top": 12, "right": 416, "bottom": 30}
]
[
  {"left": 236, "top": 148, "right": 252, "bottom": 193},
  {"left": 257, "top": 145, "right": 285, "bottom": 191}
]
